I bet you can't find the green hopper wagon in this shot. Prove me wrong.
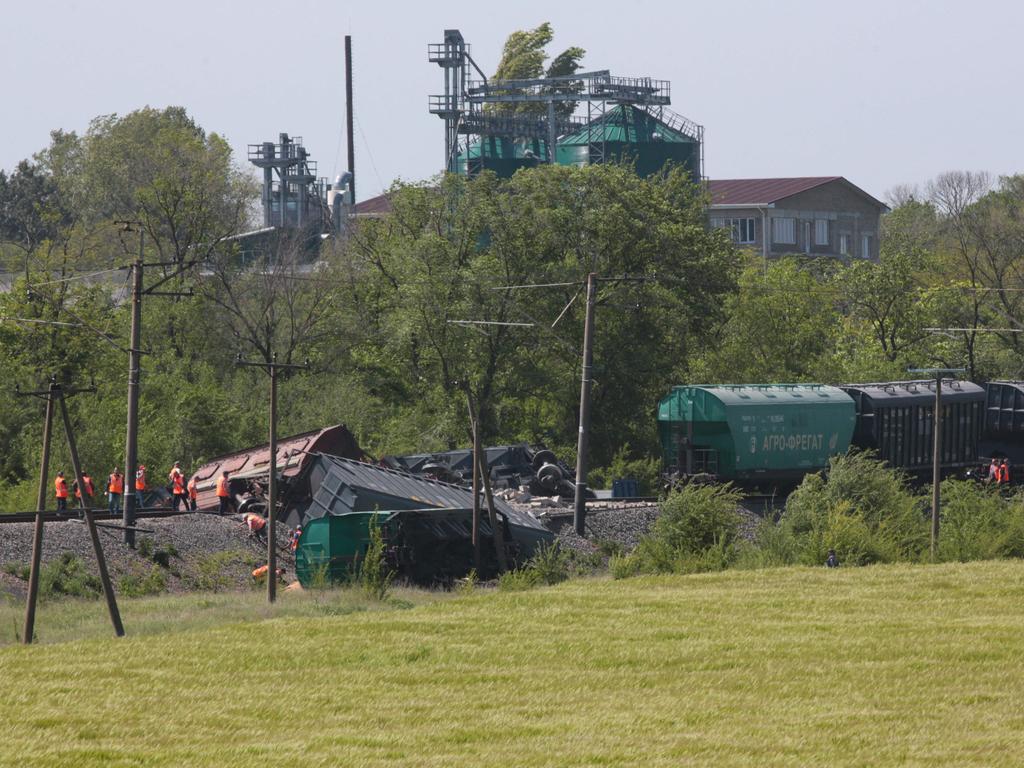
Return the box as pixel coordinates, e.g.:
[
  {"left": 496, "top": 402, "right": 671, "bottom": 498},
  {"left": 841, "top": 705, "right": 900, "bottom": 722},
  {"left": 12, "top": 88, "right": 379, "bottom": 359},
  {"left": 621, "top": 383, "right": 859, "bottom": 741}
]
[{"left": 658, "top": 384, "right": 856, "bottom": 484}]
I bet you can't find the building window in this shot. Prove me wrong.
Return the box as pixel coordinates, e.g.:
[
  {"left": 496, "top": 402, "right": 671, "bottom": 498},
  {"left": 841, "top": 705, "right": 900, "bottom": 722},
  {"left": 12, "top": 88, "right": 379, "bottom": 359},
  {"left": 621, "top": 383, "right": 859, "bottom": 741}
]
[
  {"left": 711, "top": 217, "right": 756, "bottom": 244},
  {"left": 815, "top": 219, "right": 829, "bottom": 246},
  {"left": 772, "top": 217, "right": 796, "bottom": 245},
  {"left": 862, "top": 233, "right": 872, "bottom": 258},
  {"left": 839, "top": 234, "right": 849, "bottom": 255}
]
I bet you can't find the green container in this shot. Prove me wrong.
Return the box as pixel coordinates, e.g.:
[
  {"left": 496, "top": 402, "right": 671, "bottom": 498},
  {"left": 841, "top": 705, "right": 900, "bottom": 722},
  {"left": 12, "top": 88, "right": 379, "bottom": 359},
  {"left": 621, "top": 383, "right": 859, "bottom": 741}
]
[{"left": 658, "top": 384, "right": 855, "bottom": 482}]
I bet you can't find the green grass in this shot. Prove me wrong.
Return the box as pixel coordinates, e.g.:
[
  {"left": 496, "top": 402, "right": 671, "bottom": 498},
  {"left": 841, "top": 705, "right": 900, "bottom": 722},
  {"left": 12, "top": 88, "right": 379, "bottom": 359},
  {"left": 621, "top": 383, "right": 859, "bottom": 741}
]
[{"left": 2, "top": 562, "right": 1024, "bottom": 766}]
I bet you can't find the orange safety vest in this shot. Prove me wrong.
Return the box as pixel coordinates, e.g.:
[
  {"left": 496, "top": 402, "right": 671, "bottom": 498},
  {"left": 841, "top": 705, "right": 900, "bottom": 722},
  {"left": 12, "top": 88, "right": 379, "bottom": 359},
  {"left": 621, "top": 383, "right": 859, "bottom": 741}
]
[
  {"left": 55, "top": 477, "right": 68, "bottom": 499},
  {"left": 172, "top": 473, "right": 185, "bottom": 495},
  {"left": 135, "top": 468, "right": 146, "bottom": 491},
  {"left": 216, "top": 476, "right": 230, "bottom": 497},
  {"left": 245, "top": 513, "right": 266, "bottom": 532},
  {"left": 187, "top": 476, "right": 197, "bottom": 500},
  {"left": 108, "top": 474, "right": 124, "bottom": 494},
  {"left": 75, "top": 475, "right": 94, "bottom": 499},
  {"left": 1000, "top": 464, "right": 1011, "bottom": 484}
]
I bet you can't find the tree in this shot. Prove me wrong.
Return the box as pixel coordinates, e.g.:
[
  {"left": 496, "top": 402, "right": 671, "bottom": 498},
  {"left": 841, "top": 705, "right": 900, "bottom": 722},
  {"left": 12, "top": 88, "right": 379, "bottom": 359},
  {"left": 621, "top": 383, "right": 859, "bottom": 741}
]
[
  {"left": 345, "top": 164, "right": 736, "bottom": 461},
  {"left": 490, "top": 23, "right": 586, "bottom": 119},
  {"left": 696, "top": 257, "right": 840, "bottom": 383}
]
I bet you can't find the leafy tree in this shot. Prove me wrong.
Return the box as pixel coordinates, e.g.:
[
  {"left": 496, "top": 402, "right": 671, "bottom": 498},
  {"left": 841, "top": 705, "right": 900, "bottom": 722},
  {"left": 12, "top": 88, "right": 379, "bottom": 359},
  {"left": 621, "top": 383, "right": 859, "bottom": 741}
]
[
  {"left": 490, "top": 23, "right": 585, "bottom": 119},
  {"left": 695, "top": 257, "right": 839, "bottom": 383},
  {"left": 345, "top": 163, "right": 735, "bottom": 461}
]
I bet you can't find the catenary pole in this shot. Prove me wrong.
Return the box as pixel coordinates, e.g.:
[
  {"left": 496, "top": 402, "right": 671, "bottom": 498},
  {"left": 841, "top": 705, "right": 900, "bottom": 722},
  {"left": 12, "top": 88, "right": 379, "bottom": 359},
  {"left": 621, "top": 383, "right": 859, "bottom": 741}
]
[
  {"left": 236, "top": 355, "right": 308, "bottom": 603},
  {"left": 268, "top": 359, "right": 278, "bottom": 603},
  {"left": 931, "top": 376, "right": 942, "bottom": 561},
  {"left": 22, "top": 378, "right": 56, "bottom": 644},
  {"left": 573, "top": 272, "right": 597, "bottom": 536},
  {"left": 122, "top": 228, "right": 143, "bottom": 546}
]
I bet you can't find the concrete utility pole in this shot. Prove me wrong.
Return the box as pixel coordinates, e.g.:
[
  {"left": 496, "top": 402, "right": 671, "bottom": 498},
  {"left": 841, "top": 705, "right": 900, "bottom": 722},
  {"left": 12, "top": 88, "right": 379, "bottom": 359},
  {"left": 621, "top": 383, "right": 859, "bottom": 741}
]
[
  {"left": 573, "top": 272, "right": 597, "bottom": 536},
  {"left": 236, "top": 354, "right": 308, "bottom": 603},
  {"left": 909, "top": 367, "right": 965, "bottom": 561},
  {"left": 122, "top": 228, "right": 144, "bottom": 546},
  {"left": 118, "top": 221, "right": 195, "bottom": 546}
]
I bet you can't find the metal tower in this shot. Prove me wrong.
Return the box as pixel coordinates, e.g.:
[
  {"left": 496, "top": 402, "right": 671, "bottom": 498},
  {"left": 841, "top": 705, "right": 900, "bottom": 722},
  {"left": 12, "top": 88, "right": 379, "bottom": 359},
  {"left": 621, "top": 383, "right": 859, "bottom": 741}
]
[
  {"left": 248, "top": 133, "right": 328, "bottom": 229},
  {"left": 429, "top": 29, "right": 703, "bottom": 178}
]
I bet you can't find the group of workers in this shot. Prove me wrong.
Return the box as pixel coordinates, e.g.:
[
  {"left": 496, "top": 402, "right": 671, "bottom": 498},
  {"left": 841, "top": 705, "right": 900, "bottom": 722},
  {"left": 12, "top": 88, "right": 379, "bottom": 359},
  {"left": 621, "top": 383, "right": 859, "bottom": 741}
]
[
  {"left": 53, "top": 463, "right": 237, "bottom": 515},
  {"left": 985, "top": 457, "right": 1013, "bottom": 485}
]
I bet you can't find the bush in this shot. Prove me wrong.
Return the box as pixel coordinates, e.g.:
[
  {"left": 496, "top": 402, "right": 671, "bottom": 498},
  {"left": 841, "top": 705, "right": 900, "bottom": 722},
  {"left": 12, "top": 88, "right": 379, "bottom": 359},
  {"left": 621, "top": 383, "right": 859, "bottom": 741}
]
[
  {"left": 734, "top": 520, "right": 799, "bottom": 570},
  {"left": 528, "top": 542, "right": 571, "bottom": 586},
  {"left": 118, "top": 566, "right": 168, "bottom": 597},
  {"left": 3, "top": 563, "right": 30, "bottom": 581},
  {"left": 629, "top": 483, "right": 742, "bottom": 575},
  {"left": 39, "top": 553, "right": 102, "bottom": 601},
  {"left": 588, "top": 445, "right": 661, "bottom": 495},
  {"left": 189, "top": 551, "right": 244, "bottom": 592},
  {"left": 360, "top": 517, "right": 393, "bottom": 601},
  {"left": 609, "top": 553, "right": 641, "bottom": 580},
  {"left": 782, "top": 451, "right": 927, "bottom": 566},
  {"left": 498, "top": 541, "right": 572, "bottom": 591}
]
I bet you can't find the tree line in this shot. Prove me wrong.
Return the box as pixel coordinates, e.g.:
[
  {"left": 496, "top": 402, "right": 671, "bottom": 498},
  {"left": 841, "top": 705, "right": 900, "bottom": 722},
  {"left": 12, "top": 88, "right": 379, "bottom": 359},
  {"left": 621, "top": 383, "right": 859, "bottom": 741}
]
[{"left": 1, "top": 106, "right": 1023, "bottom": 512}]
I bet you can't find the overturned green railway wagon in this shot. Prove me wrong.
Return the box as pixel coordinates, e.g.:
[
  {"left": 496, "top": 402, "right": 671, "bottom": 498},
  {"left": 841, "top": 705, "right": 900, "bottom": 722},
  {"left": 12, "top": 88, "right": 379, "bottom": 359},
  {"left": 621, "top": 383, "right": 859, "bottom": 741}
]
[
  {"left": 286, "top": 454, "right": 552, "bottom": 586},
  {"left": 658, "top": 384, "right": 856, "bottom": 484}
]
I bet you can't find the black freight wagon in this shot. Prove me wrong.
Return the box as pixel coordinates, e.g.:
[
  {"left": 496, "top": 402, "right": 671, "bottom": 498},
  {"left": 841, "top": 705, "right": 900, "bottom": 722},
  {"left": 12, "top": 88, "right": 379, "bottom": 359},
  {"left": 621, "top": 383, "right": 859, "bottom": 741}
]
[{"left": 840, "top": 380, "right": 985, "bottom": 475}]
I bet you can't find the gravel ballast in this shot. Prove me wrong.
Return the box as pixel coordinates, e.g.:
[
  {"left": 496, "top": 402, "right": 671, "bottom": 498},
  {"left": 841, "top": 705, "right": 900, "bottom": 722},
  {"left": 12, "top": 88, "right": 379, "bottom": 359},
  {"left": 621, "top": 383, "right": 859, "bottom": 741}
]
[{"left": 0, "top": 513, "right": 295, "bottom": 600}]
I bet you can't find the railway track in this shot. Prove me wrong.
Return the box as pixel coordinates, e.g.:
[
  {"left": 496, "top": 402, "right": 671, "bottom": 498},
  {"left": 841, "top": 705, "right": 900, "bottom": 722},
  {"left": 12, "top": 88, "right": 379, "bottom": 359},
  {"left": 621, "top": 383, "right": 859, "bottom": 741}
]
[{"left": 0, "top": 509, "right": 198, "bottom": 525}]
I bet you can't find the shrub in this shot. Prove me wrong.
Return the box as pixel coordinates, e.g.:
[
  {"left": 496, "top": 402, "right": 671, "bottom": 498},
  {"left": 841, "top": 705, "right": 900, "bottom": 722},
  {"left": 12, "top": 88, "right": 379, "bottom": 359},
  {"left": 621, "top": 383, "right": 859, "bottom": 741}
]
[
  {"left": 189, "top": 551, "right": 244, "bottom": 592},
  {"left": 629, "top": 483, "right": 742, "bottom": 574},
  {"left": 498, "top": 568, "right": 541, "bottom": 591},
  {"left": 588, "top": 444, "right": 662, "bottom": 495},
  {"left": 609, "top": 553, "right": 641, "bottom": 580},
  {"left": 360, "top": 517, "right": 393, "bottom": 601},
  {"left": 734, "top": 520, "right": 799, "bottom": 570},
  {"left": 528, "top": 542, "right": 571, "bottom": 586},
  {"left": 3, "top": 563, "right": 31, "bottom": 581},
  {"left": 498, "top": 541, "right": 572, "bottom": 591},
  {"left": 782, "top": 451, "right": 928, "bottom": 566},
  {"left": 118, "top": 566, "right": 168, "bottom": 597},
  {"left": 39, "top": 553, "right": 102, "bottom": 601}
]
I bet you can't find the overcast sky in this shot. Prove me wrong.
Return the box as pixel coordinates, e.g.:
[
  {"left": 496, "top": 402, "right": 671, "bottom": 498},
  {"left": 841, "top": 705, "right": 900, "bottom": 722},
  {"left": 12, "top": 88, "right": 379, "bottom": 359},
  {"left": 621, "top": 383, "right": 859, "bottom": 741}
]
[{"left": 4, "top": 0, "right": 1021, "bottom": 203}]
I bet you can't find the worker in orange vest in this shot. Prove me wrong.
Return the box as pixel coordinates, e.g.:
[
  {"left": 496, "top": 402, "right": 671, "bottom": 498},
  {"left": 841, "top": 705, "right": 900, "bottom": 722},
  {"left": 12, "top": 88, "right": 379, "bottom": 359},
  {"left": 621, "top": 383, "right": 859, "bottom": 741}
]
[
  {"left": 216, "top": 470, "right": 234, "bottom": 515},
  {"left": 73, "top": 470, "right": 95, "bottom": 507},
  {"left": 252, "top": 564, "right": 285, "bottom": 581},
  {"left": 168, "top": 462, "right": 187, "bottom": 511},
  {"left": 243, "top": 512, "right": 267, "bottom": 540},
  {"left": 187, "top": 474, "right": 198, "bottom": 511},
  {"left": 54, "top": 471, "right": 69, "bottom": 514},
  {"left": 999, "top": 459, "right": 1012, "bottom": 486},
  {"left": 107, "top": 469, "right": 124, "bottom": 514},
  {"left": 134, "top": 465, "right": 147, "bottom": 511}
]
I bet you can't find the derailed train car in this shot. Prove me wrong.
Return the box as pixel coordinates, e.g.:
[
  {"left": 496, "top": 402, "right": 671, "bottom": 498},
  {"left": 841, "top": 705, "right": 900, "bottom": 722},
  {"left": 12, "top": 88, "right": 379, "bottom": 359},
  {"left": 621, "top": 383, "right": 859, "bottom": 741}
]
[
  {"left": 658, "top": 380, "right": 989, "bottom": 487},
  {"left": 284, "top": 454, "right": 552, "bottom": 586}
]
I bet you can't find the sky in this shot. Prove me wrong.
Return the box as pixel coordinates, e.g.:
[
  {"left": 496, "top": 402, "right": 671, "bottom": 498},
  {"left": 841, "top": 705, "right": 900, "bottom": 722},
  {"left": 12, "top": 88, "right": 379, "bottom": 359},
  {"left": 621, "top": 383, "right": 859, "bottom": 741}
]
[{"left": 3, "top": 0, "right": 1021, "bottom": 204}]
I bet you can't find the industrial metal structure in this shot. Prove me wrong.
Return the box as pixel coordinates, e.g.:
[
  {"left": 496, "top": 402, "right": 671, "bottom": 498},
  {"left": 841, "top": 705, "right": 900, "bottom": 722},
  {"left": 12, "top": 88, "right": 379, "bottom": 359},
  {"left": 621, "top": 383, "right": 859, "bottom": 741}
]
[
  {"left": 247, "top": 133, "right": 353, "bottom": 236},
  {"left": 429, "top": 29, "right": 703, "bottom": 181}
]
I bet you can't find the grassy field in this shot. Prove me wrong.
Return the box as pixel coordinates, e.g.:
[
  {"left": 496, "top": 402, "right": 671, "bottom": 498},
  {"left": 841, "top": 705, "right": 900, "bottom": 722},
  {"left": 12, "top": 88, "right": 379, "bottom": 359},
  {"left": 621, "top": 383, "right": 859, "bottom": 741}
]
[{"left": 2, "top": 562, "right": 1024, "bottom": 767}]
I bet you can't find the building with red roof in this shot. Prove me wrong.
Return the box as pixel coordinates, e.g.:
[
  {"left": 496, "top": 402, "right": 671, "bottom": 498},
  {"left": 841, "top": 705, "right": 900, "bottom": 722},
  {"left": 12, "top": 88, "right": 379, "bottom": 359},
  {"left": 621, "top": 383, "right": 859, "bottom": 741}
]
[{"left": 707, "top": 176, "right": 888, "bottom": 261}]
